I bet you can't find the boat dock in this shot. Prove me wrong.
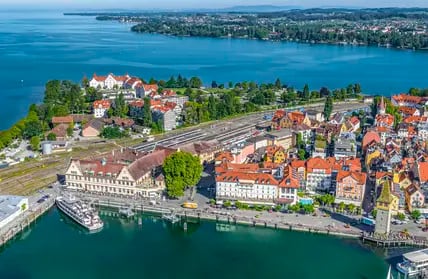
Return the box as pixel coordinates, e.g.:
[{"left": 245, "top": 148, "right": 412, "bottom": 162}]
[
  {"left": 83, "top": 197, "right": 362, "bottom": 239},
  {"left": 0, "top": 196, "right": 55, "bottom": 248},
  {"left": 362, "top": 234, "right": 428, "bottom": 248}
]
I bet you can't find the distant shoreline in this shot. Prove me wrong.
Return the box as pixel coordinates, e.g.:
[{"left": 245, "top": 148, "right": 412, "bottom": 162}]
[{"left": 63, "top": 9, "right": 428, "bottom": 52}]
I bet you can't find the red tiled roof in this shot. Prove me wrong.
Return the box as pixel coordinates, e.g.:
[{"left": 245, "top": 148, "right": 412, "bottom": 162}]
[
  {"left": 216, "top": 171, "right": 277, "bottom": 185},
  {"left": 216, "top": 162, "right": 259, "bottom": 174},
  {"left": 376, "top": 113, "right": 394, "bottom": 127},
  {"left": 290, "top": 160, "right": 305, "bottom": 169},
  {"left": 50, "top": 123, "right": 68, "bottom": 138},
  {"left": 403, "top": 116, "right": 428, "bottom": 124},
  {"left": 362, "top": 131, "right": 381, "bottom": 149},
  {"left": 93, "top": 100, "right": 111, "bottom": 109},
  {"left": 143, "top": 84, "right": 159, "bottom": 92},
  {"left": 127, "top": 149, "right": 175, "bottom": 180},
  {"left": 265, "top": 145, "right": 285, "bottom": 156},
  {"left": 288, "top": 111, "right": 306, "bottom": 124},
  {"left": 375, "top": 171, "right": 392, "bottom": 180},
  {"left": 306, "top": 157, "right": 333, "bottom": 174},
  {"left": 162, "top": 89, "right": 177, "bottom": 97},
  {"left": 164, "top": 101, "right": 177, "bottom": 110},
  {"left": 215, "top": 152, "right": 234, "bottom": 163},
  {"left": 336, "top": 170, "right": 366, "bottom": 184},
  {"left": 392, "top": 94, "right": 423, "bottom": 104},
  {"left": 92, "top": 73, "right": 129, "bottom": 82},
  {"left": 418, "top": 161, "right": 428, "bottom": 183},
  {"left": 398, "top": 106, "right": 418, "bottom": 116},
  {"left": 150, "top": 99, "right": 162, "bottom": 107},
  {"left": 52, "top": 116, "right": 73, "bottom": 124},
  {"left": 350, "top": 116, "right": 360, "bottom": 126},
  {"left": 129, "top": 99, "right": 144, "bottom": 108},
  {"left": 75, "top": 159, "right": 126, "bottom": 177},
  {"left": 272, "top": 110, "right": 286, "bottom": 122}
]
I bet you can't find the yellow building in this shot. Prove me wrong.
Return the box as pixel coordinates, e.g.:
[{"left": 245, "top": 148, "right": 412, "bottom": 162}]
[{"left": 365, "top": 149, "right": 381, "bottom": 167}]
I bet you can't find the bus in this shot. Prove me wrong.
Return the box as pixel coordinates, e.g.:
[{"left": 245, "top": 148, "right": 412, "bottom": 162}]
[{"left": 182, "top": 202, "right": 198, "bottom": 209}]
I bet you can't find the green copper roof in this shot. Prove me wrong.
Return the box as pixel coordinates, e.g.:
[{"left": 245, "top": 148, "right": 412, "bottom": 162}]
[{"left": 377, "top": 180, "right": 393, "bottom": 205}]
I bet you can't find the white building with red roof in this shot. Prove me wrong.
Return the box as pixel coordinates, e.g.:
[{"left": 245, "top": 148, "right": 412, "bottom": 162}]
[
  {"left": 93, "top": 100, "right": 111, "bottom": 118},
  {"left": 391, "top": 94, "right": 426, "bottom": 108},
  {"left": 89, "top": 73, "right": 130, "bottom": 90},
  {"left": 64, "top": 148, "right": 174, "bottom": 198},
  {"left": 215, "top": 169, "right": 298, "bottom": 205},
  {"left": 306, "top": 157, "right": 334, "bottom": 192}
]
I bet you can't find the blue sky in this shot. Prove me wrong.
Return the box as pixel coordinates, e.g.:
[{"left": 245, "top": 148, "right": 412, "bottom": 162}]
[{"left": 2, "top": 0, "right": 428, "bottom": 9}]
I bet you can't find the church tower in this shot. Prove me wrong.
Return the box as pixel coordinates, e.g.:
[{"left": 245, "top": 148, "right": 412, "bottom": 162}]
[
  {"left": 375, "top": 180, "right": 393, "bottom": 236},
  {"left": 378, "top": 97, "right": 386, "bottom": 115}
]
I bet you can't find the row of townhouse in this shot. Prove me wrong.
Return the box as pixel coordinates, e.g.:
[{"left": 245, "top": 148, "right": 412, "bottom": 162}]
[
  {"left": 215, "top": 166, "right": 299, "bottom": 206},
  {"left": 216, "top": 150, "right": 367, "bottom": 206}
]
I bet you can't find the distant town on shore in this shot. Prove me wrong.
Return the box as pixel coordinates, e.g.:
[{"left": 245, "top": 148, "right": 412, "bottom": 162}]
[{"left": 68, "top": 8, "right": 428, "bottom": 50}]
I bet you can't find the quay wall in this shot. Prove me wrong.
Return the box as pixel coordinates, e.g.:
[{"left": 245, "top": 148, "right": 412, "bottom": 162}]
[{"left": 93, "top": 199, "right": 361, "bottom": 239}]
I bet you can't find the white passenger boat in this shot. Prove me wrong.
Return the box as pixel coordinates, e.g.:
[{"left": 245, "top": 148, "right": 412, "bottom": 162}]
[
  {"left": 56, "top": 195, "right": 104, "bottom": 232},
  {"left": 396, "top": 248, "right": 428, "bottom": 278}
]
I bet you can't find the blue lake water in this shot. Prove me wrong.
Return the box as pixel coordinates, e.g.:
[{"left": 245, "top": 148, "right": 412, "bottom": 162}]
[
  {"left": 0, "top": 208, "right": 390, "bottom": 279},
  {"left": 1, "top": 10, "right": 428, "bottom": 130}
]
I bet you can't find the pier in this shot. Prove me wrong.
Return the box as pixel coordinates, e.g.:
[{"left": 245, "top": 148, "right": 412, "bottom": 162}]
[
  {"left": 362, "top": 233, "right": 428, "bottom": 248},
  {"left": 0, "top": 196, "right": 55, "bottom": 247}
]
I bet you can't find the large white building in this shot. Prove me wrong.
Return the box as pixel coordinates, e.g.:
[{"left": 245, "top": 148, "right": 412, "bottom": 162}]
[
  {"left": 65, "top": 148, "right": 174, "bottom": 199},
  {"left": 215, "top": 170, "right": 298, "bottom": 205},
  {"left": 89, "top": 73, "right": 130, "bottom": 90},
  {"left": 0, "top": 195, "right": 29, "bottom": 229}
]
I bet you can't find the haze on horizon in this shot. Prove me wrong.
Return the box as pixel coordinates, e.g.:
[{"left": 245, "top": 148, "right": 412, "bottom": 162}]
[{"left": 2, "top": 0, "right": 428, "bottom": 9}]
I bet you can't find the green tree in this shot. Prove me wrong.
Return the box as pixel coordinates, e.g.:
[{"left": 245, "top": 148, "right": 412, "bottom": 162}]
[
  {"left": 303, "top": 204, "right": 315, "bottom": 214},
  {"left": 338, "top": 202, "right": 346, "bottom": 213},
  {"left": 43, "top": 80, "right": 61, "bottom": 104},
  {"left": 207, "top": 94, "right": 217, "bottom": 120},
  {"left": 47, "top": 133, "right": 57, "bottom": 141},
  {"left": 67, "top": 127, "right": 73, "bottom": 137},
  {"left": 346, "top": 203, "right": 356, "bottom": 214},
  {"left": 113, "top": 93, "right": 128, "bottom": 117},
  {"left": 396, "top": 213, "right": 406, "bottom": 221},
  {"left": 163, "top": 151, "right": 203, "bottom": 198},
  {"left": 275, "top": 78, "right": 282, "bottom": 89},
  {"left": 142, "top": 97, "right": 152, "bottom": 127},
  {"left": 303, "top": 84, "right": 310, "bottom": 101},
  {"left": 101, "top": 127, "right": 125, "bottom": 139},
  {"left": 223, "top": 200, "right": 232, "bottom": 208},
  {"left": 85, "top": 87, "right": 102, "bottom": 102},
  {"left": 23, "top": 120, "right": 42, "bottom": 139},
  {"left": 323, "top": 95, "right": 333, "bottom": 120},
  {"left": 82, "top": 76, "right": 89, "bottom": 88},
  {"left": 411, "top": 209, "right": 421, "bottom": 220},
  {"left": 317, "top": 194, "right": 335, "bottom": 207},
  {"left": 189, "top": 77, "right": 203, "bottom": 88},
  {"left": 354, "top": 83, "right": 362, "bottom": 94},
  {"left": 30, "top": 136, "right": 40, "bottom": 151}
]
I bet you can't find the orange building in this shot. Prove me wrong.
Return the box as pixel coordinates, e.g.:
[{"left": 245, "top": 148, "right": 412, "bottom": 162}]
[{"left": 335, "top": 170, "right": 367, "bottom": 206}]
